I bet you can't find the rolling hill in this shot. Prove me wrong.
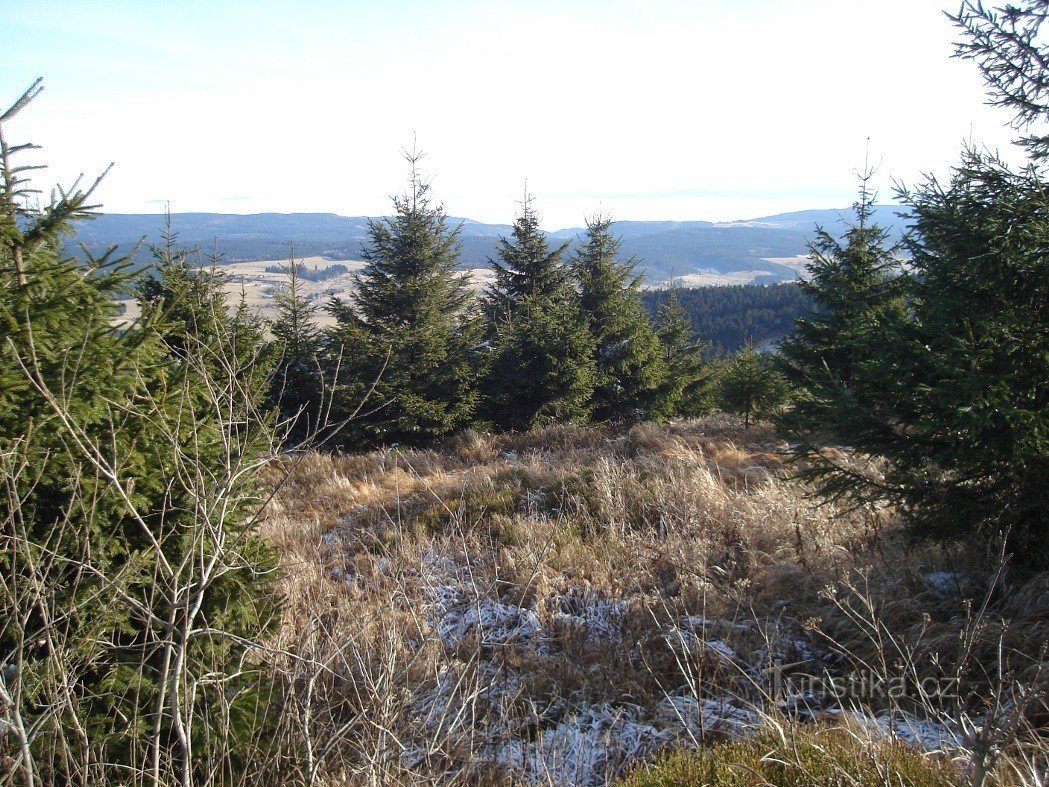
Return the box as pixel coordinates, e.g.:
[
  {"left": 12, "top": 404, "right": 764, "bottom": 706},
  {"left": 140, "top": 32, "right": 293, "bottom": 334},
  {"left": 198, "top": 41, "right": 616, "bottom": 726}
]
[{"left": 68, "top": 205, "right": 909, "bottom": 283}]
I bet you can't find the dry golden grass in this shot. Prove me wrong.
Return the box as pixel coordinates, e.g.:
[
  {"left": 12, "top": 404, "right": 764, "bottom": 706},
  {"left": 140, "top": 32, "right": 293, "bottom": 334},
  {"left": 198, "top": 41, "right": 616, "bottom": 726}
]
[{"left": 258, "top": 417, "right": 1048, "bottom": 786}]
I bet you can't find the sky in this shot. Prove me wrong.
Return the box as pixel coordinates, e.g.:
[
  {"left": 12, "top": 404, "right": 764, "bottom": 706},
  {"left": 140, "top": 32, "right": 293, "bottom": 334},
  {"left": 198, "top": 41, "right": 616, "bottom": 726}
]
[{"left": 0, "top": 0, "right": 1024, "bottom": 229}]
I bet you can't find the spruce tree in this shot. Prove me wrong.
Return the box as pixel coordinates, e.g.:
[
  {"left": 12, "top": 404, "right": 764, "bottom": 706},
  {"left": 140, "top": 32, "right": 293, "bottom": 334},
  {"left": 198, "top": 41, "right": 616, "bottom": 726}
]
[
  {"left": 778, "top": 2, "right": 1049, "bottom": 559},
  {"left": 0, "top": 82, "right": 280, "bottom": 782},
  {"left": 816, "top": 151, "right": 1049, "bottom": 554},
  {"left": 952, "top": 0, "right": 1049, "bottom": 160},
  {"left": 486, "top": 190, "right": 571, "bottom": 320},
  {"left": 572, "top": 216, "right": 668, "bottom": 423},
  {"left": 776, "top": 176, "right": 906, "bottom": 450},
  {"left": 886, "top": 151, "right": 1049, "bottom": 553},
  {"left": 328, "top": 151, "right": 479, "bottom": 447},
  {"left": 268, "top": 246, "right": 323, "bottom": 443},
  {"left": 138, "top": 211, "right": 232, "bottom": 360},
  {"left": 718, "top": 344, "right": 789, "bottom": 429},
  {"left": 484, "top": 293, "right": 597, "bottom": 430},
  {"left": 322, "top": 294, "right": 375, "bottom": 444},
  {"left": 482, "top": 194, "right": 595, "bottom": 430},
  {"left": 653, "top": 288, "right": 715, "bottom": 417}
]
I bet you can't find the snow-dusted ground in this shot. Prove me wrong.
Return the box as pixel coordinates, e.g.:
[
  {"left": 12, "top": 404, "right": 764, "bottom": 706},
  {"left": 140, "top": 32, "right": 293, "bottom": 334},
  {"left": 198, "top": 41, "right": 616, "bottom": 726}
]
[
  {"left": 393, "top": 548, "right": 967, "bottom": 786},
  {"left": 266, "top": 417, "right": 1049, "bottom": 786}
]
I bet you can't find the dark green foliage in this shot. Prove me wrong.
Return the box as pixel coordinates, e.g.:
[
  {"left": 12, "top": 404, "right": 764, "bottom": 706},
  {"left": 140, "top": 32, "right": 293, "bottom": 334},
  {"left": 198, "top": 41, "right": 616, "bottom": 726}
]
[
  {"left": 139, "top": 246, "right": 232, "bottom": 355},
  {"left": 268, "top": 250, "right": 324, "bottom": 443},
  {"left": 327, "top": 155, "right": 480, "bottom": 447},
  {"left": 812, "top": 151, "right": 1049, "bottom": 554},
  {"left": 0, "top": 83, "right": 280, "bottom": 783},
  {"left": 951, "top": 0, "right": 1049, "bottom": 160},
  {"left": 263, "top": 261, "right": 348, "bottom": 281},
  {"left": 321, "top": 294, "right": 374, "bottom": 443},
  {"left": 718, "top": 344, "right": 790, "bottom": 429},
  {"left": 892, "top": 152, "right": 1049, "bottom": 553},
  {"left": 573, "top": 216, "right": 668, "bottom": 423},
  {"left": 653, "top": 289, "right": 716, "bottom": 417},
  {"left": 486, "top": 192, "right": 572, "bottom": 320},
  {"left": 482, "top": 195, "right": 596, "bottom": 430},
  {"left": 483, "top": 293, "right": 597, "bottom": 430},
  {"left": 137, "top": 224, "right": 275, "bottom": 433},
  {"left": 775, "top": 5, "right": 1049, "bottom": 560},
  {"left": 776, "top": 180, "right": 906, "bottom": 449},
  {"left": 642, "top": 283, "right": 813, "bottom": 356}
]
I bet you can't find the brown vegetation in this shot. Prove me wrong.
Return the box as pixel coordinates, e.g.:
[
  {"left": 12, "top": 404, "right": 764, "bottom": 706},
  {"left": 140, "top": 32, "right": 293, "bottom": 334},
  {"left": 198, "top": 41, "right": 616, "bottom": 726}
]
[{"left": 255, "top": 417, "right": 1048, "bottom": 785}]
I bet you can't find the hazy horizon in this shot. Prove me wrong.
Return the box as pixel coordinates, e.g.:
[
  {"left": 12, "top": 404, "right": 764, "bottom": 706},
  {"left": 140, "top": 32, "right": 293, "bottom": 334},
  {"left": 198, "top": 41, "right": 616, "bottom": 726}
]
[{"left": 81, "top": 201, "right": 902, "bottom": 231}]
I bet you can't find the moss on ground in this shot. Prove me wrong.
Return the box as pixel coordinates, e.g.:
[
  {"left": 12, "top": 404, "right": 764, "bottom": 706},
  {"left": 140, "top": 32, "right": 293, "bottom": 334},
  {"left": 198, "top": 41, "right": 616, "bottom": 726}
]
[{"left": 618, "top": 728, "right": 961, "bottom": 787}]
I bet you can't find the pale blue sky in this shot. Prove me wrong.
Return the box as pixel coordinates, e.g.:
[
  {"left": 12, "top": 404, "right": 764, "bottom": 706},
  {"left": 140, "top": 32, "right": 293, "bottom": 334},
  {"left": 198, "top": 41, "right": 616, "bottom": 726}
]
[{"left": 1, "top": 0, "right": 1019, "bottom": 228}]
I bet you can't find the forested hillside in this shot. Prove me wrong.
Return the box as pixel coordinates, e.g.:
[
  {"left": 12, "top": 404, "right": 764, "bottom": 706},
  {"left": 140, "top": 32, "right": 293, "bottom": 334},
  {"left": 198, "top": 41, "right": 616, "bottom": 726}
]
[{"left": 642, "top": 283, "right": 813, "bottom": 355}]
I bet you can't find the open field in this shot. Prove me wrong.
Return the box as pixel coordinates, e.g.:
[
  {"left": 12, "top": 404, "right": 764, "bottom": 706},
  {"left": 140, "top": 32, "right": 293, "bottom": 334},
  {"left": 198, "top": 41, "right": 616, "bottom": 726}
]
[
  {"left": 657, "top": 269, "right": 789, "bottom": 287},
  {"left": 217, "top": 257, "right": 364, "bottom": 328},
  {"left": 762, "top": 254, "right": 813, "bottom": 278},
  {"left": 259, "top": 417, "right": 1048, "bottom": 786},
  {"left": 118, "top": 257, "right": 498, "bottom": 328}
]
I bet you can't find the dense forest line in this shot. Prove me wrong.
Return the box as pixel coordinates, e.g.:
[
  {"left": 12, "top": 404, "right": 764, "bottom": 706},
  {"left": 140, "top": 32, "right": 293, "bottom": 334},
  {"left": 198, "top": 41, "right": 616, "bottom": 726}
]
[{"left": 642, "top": 283, "right": 813, "bottom": 355}]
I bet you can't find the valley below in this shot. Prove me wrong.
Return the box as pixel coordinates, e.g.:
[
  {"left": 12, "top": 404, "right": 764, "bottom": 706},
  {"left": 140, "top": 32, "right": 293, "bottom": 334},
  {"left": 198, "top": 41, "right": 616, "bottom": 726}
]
[{"left": 117, "top": 254, "right": 812, "bottom": 329}]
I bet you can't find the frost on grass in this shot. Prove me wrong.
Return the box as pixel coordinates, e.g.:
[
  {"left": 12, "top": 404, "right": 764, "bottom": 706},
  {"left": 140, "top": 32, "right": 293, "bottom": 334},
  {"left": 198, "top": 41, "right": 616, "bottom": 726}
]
[
  {"left": 494, "top": 704, "right": 671, "bottom": 787},
  {"left": 435, "top": 592, "right": 544, "bottom": 650},
  {"left": 921, "top": 571, "right": 985, "bottom": 600},
  {"left": 409, "top": 550, "right": 773, "bottom": 784},
  {"left": 548, "top": 586, "right": 628, "bottom": 645},
  {"left": 842, "top": 709, "right": 966, "bottom": 753},
  {"left": 662, "top": 619, "right": 740, "bottom": 661},
  {"left": 422, "top": 549, "right": 626, "bottom": 653},
  {"left": 406, "top": 547, "right": 967, "bottom": 785},
  {"left": 266, "top": 423, "right": 1035, "bottom": 785}
]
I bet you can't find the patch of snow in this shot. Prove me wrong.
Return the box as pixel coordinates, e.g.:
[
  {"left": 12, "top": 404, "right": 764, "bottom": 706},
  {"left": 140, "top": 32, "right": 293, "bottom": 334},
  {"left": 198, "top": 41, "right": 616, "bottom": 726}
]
[
  {"left": 408, "top": 551, "right": 972, "bottom": 784},
  {"left": 752, "top": 634, "right": 822, "bottom": 675},
  {"left": 399, "top": 745, "right": 427, "bottom": 769},
  {"left": 493, "top": 703, "right": 671, "bottom": 787},
  {"left": 412, "top": 667, "right": 455, "bottom": 727},
  {"left": 842, "top": 709, "right": 966, "bottom": 752},
  {"left": 922, "top": 571, "right": 980, "bottom": 600},
  {"left": 550, "top": 588, "right": 627, "bottom": 644},
  {"left": 706, "top": 639, "right": 736, "bottom": 659},
  {"left": 427, "top": 584, "right": 462, "bottom": 612},
  {"left": 437, "top": 597, "right": 544, "bottom": 650},
  {"left": 657, "top": 693, "right": 762, "bottom": 740},
  {"left": 681, "top": 615, "right": 751, "bottom": 634},
  {"left": 329, "top": 567, "right": 356, "bottom": 586},
  {"left": 662, "top": 626, "right": 737, "bottom": 660}
]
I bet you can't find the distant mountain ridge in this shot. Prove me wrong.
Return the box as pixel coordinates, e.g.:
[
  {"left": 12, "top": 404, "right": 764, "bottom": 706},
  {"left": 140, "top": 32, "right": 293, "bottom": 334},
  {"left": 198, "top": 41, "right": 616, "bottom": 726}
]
[
  {"left": 727, "top": 205, "right": 907, "bottom": 235},
  {"left": 68, "top": 206, "right": 909, "bottom": 282}
]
